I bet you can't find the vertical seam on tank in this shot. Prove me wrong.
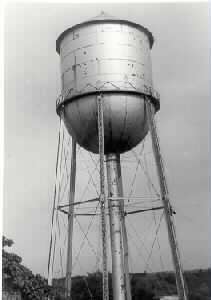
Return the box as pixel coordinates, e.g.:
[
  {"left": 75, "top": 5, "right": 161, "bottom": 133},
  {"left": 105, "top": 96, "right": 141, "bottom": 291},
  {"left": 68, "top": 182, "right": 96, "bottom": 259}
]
[
  {"left": 119, "top": 95, "right": 128, "bottom": 146},
  {"left": 73, "top": 54, "right": 77, "bottom": 91},
  {"left": 63, "top": 106, "right": 82, "bottom": 143},
  {"left": 94, "top": 95, "right": 99, "bottom": 151},
  {"left": 108, "top": 98, "right": 113, "bottom": 147},
  {"left": 75, "top": 100, "right": 86, "bottom": 143},
  {"left": 143, "top": 98, "right": 148, "bottom": 134},
  {"left": 134, "top": 98, "right": 142, "bottom": 134}
]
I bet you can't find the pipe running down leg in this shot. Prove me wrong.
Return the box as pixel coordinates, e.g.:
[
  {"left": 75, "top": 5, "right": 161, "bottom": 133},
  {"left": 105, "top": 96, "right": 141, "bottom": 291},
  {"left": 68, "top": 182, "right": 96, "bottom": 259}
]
[{"left": 106, "top": 153, "right": 126, "bottom": 300}]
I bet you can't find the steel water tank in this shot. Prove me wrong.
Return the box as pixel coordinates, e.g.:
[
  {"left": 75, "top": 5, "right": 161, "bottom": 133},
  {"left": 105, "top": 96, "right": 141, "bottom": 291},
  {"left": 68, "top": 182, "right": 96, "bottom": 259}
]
[{"left": 56, "top": 12, "right": 159, "bottom": 154}]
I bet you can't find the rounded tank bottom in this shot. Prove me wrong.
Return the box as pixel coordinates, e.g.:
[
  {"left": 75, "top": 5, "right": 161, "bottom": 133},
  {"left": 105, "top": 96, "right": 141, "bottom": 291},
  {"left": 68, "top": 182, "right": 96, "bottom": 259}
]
[{"left": 62, "top": 93, "right": 153, "bottom": 154}]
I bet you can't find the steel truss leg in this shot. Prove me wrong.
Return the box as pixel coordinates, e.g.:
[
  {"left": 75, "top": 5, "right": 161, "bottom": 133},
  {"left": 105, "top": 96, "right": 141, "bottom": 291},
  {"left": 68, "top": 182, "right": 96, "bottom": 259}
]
[
  {"left": 145, "top": 98, "right": 188, "bottom": 300},
  {"left": 65, "top": 139, "right": 77, "bottom": 299},
  {"left": 117, "top": 162, "right": 132, "bottom": 300},
  {"left": 97, "top": 95, "right": 109, "bottom": 300}
]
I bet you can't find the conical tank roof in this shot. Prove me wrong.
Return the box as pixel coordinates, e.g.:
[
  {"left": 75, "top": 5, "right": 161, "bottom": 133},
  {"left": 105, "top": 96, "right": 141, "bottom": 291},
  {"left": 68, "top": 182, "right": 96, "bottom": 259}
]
[
  {"left": 88, "top": 11, "right": 117, "bottom": 21},
  {"left": 56, "top": 11, "right": 154, "bottom": 53}
]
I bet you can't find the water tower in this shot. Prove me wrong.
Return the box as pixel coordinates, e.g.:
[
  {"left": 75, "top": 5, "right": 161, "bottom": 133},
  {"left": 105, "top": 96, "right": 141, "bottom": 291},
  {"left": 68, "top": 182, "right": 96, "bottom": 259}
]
[{"left": 55, "top": 12, "right": 188, "bottom": 300}]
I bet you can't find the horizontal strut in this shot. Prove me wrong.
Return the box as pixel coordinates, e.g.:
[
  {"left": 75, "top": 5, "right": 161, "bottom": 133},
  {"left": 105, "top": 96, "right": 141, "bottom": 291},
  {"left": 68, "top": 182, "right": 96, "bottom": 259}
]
[
  {"left": 108, "top": 196, "right": 161, "bottom": 201},
  {"left": 57, "top": 197, "right": 160, "bottom": 210},
  {"left": 125, "top": 206, "right": 164, "bottom": 216},
  {"left": 57, "top": 197, "right": 99, "bottom": 209},
  {"left": 57, "top": 206, "right": 166, "bottom": 216}
]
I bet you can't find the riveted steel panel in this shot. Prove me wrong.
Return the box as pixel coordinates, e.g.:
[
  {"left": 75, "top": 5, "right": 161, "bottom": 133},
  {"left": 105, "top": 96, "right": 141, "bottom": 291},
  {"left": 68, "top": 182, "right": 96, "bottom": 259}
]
[
  {"left": 56, "top": 17, "right": 159, "bottom": 153},
  {"left": 58, "top": 22, "right": 153, "bottom": 98}
]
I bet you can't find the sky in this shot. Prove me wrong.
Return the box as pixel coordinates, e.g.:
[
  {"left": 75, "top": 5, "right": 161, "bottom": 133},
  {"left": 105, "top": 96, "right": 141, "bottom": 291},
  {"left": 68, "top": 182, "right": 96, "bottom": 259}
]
[{"left": 3, "top": 2, "right": 210, "bottom": 278}]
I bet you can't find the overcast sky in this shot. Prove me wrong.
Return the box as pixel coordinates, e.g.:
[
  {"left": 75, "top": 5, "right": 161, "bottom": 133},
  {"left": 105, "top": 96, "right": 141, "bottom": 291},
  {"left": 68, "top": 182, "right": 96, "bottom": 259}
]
[{"left": 4, "top": 2, "right": 210, "bottom": 278}]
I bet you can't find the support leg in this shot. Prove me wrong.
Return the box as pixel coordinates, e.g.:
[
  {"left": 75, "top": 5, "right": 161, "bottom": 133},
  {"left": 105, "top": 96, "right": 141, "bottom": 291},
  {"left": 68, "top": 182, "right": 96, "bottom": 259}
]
[
  {"left": 97, "top": 95, "right": 109, "bottom": 300},
  {"left": 145, "top": 98, "right": 188, "bottom": 300},
  {"left": 116, "top": 161, "right": 132, "bottom": 300},
  {"left": 65, "top": 139, "right": 77, "bottom": 299}
]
